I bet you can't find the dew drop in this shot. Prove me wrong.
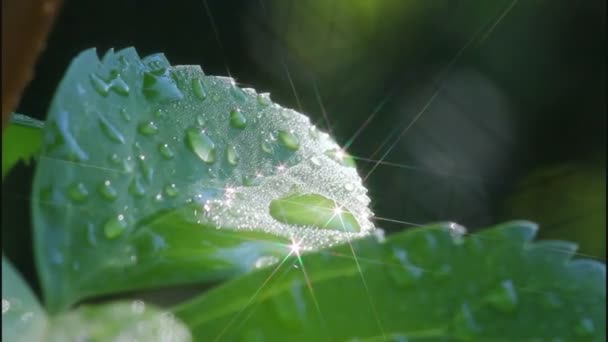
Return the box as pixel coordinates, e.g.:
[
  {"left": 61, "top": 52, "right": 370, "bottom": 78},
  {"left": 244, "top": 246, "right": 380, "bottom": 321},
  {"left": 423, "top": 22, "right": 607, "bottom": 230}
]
[
  {"left": 196, "top": 115, "right": 206, "bottom": 126},
  {"left": 269, "top": 193, "right": 360, "bottom": 232},
  {"left": 226, "top": 146, "right": 239, "bottom": 166},
  {"left": 192, "top": 78, "right": 207, "bottom": 100},
  {"left": 230, "top": 86, "right": 247, "bottom": 102},
  {"left": 278, "top": 130, "right": 300, "bottom": 151},
  {"left": 484, "top": 280, "right": 518, "bottom": 313},
  {"left": 344, "top": 183, "right": 355, "bottom": 192},
  {"left": 129, "top": 177, "right": 146, "bottom": 197},
  {"left": 67, "top": 182, "right": 89, "bottom": 202},
  {"left": 104, "top": 214, "right": 128, "bottom": 239},
  {"left": 98, "top": 180, "right": 118, "bottom": 201},
  {"left": 98, "top": 115, "right": 125, "bottom": 144},
  {"left": 186, "top": 128, "right": 216, "bottom": 164},
  {"left": 120, "top": 108, "right": 131, "bottom": 122},
  {"left": 159, "top": 143, "right": 174, "bottom": 159},
  {"left": 138, "top": 154, "right": 154, "bottom": 183},
  {"left": 164, "top": 183, "right": 178, "bottom": 197},
  {"left": 254, "top": 256, "right": 279, "bottom": 269},
  {"left": 138, "top": 121, "right": 159, "bottom": 135},
  {"left": 110, "top": 76, "right": 130, "bottom": 96},
  {"left": 142, "top": 72, "right": 184, "bottom": 102},
  {"left": 230, "top": 108, "right": 247, "bottom": 129},
  {"left": 261, "top": 140, "right": 273, "bottom": 154},
  {"left": 131, "top": 300, "right": 145, "bottom": 314},
  {"left": 257, "top": 93, "right": 271, "bottom": 106},
  {"left": 90, "top": 73, "right": 110, "bottom": 96},
  {"left": 310, "top": 156, "right": 321, "bottom": 167},
  {"left": 387, "top": 248, "right": 423, "bottom": 287}
]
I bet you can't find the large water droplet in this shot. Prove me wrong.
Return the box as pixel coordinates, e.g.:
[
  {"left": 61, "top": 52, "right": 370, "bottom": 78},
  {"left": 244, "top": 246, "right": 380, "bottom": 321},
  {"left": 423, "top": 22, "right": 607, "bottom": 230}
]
[
  {"left": 142, "top": 71, "right": 184, "bottom": 102},
  {"left": 159, "top": 143, "right": 174, "bottom": 159},
  {"left": 226, "top": 146, "right": 239, "bottom": 166},
  {"left": 138, "top": 155, "right": 154, "bottom": 183},
  {"left": 138, "top": 121, "right": 159, "bottom": 135},
  {"left": 230, "top": 86, "right": 247, "bottom": 102},
  {"left": 186, "top": 128, "right": 216, "bottom": 164},
  {"left": 129, "top": 176, "right": 146, "bottom": 197},
  {"left": 269, "top": 193, "right": 360, "bottom": 232},
  {"left": 192, "top": 78, "right": 207, "bottom": 100},
  {"left": 484, "top": 279, "right": 518, "bottom": 313},
  {"left": 110, "top": 76, "right": 130, "bottom": 96},
  {"left": 230, "top": 109, "right": 247, "bottom": 129},
  {"left": 98, "top": 115, "right": 125, "bottom": 144},
  {"left": 278, "top": 130, "right": 300, "bottom": 151},
  {"left": 55, "top": 110, "right": 89, "bottom": 161},
  {"left": 104, "top": 214, "right": 128, "bottom": 239},
  {"left": 89, "top": 73, "right": 110, "bottom": 96},
  {"left": 98, "top": 180, "right": 118, "bottom": 201},
  {"left": 387, "top": 248, "right": 423, "bottom": 287},
  {"left": 325, "top": 148, "right": 356, "bottom": 167},
  {"left": 67, "top": 182, "right": 89, "bottom": 202}
]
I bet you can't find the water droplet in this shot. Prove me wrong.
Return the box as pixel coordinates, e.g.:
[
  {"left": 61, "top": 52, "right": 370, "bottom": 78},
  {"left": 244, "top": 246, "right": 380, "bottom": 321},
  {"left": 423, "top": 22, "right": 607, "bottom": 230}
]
[
  {"left": 159, "top": 143, "right": 174, "bottom": 159},
  {"left": 152, "top": 108, "right": 163, "bottom": 118},
  {"left": 98, "top": 115, "right": 125, "bottom": 144},
  {"left": 484, "top": 280, "right": 518, "bottom": 313},
  {"left": 344, "top": 183, "right": 355, "bottom": 192},
  {"left": 131, "top": 300, "right": 145, "bottom": 314},
  {"left": 226, "top": 146, "right": 239, "bottom": 166},
  {"left": 230, "top": 86, "right": 247, "bottom": 102},
  {"left": 278, "top": 130, "right": 300, "bottom": 151},
  {"left": 142, "top": 71, "right": 184, "bottom": 102},
  {"left": 457, "top": 302, "right": 482, "bottom": 336},
  {"left": 257, "top": 93, "right": 271, "bottom": 106},
  {"left": 138, "top": 121, "right": 159, "bottom": 135},
  {"left": 129, "top": 177, "right": 146, "bottom": 197},
  {"left": 67, "top": 182, "right": 88, "bottom": 202},
  {"left": 261, "top": 140, "right": 273, "bottom": 154},
  {"left": 196, "top": 115, "right": 206, "bottom": 126},
  {"left": 90, "top": 73, "right": 110, "bottom": 96},
  {"left": 55, "top": 110, "right": 89, "bottom": 161},
  {"left": 254, "top": 256, "right": 279, "bottom": 269},
  {"left": 2, "top": 299, "right": 10, "bottom": 314},
  {"left": 325, "top": 148, "right": 356, "bottom": 167},
  {"left": 98, "top": 180, "right": 118, "bottom": 201},
  {"left": 192, "top": 78, "right": 207, "bottom": 100},
  {"left": 164, "top": 183, "right": 178, "bottom": 197},
  {"left": 230, "top": 109, "right": 247, "bottom": 129},
  {"left": 104, "top": 214, "right": 128, "bottom": 239},
  {"left": 120, "top": 108, "right": 131, "bottom": 122},
  {"left": 575, "top": 318, "right": 595, "bottom": 336},
  {"left": 243, "top": 174, "right": 262, "bottom": 186},
  {"left": 110, "top": 76, "right": 130, "bottom": 96},
  {"left": 186, "top": 128, "right": 216, "bottom": 164},
  {"left": 310, "top": 156, "right": 321, "bottom": 167},
  {"left": 387, "top": 248, "right": 423, "bottom": 287},
  {"left": 269, "top": 193, "right": 360, "bottom": 232}
]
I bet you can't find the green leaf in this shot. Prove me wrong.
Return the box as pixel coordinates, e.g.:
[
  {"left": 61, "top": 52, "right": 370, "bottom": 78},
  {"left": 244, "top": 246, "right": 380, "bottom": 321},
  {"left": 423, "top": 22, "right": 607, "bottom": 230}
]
[
  {"left": 32, "top": 47, "right": 374, "bottom": 312},
  {"left": 47, "top": 301, "right": 191, "bottom": 342},
  {"left": 174, "top": 221, "right": 606, "bottom": 341},
  {"left": 2, "top": 257, "right": 48, "bottom": 342},
  {"left": 2, "top": 113, "right": 44, "bottom": 179}
]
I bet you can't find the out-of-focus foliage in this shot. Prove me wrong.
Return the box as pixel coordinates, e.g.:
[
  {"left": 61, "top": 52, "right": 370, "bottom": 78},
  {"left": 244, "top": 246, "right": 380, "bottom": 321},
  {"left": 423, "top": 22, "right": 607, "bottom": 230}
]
[
  {"left": 2, "top": 114, "right": 43, "bottom": 179},
  {"left": 502, "top": 162, "right": 606, "bottom": 259}
]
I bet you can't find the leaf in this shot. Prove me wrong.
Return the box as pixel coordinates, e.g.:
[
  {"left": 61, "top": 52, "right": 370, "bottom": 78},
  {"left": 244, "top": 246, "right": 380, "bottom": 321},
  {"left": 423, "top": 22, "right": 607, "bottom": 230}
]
[
  {"left": 174, "top": 221, "right": 606, "bottom": 341},
  {"left": 31, "top": 47, "right": 374, "bottom": 312},
  {"left": 2, "top": 256, "right": 48, "bottom": 342},
  {"left": 2, "top": 113, "right": 44, "bottom": 179},
  {"left": 47, "top": 301, "right": 191, "bottom": 342}
]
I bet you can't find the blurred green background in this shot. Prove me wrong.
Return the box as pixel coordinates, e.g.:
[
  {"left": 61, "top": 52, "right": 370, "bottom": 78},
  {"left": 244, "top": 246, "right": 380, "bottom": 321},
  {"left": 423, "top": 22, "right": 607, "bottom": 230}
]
[{"left": 3, "top": 0, "right": 605, "bottom": 292}]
